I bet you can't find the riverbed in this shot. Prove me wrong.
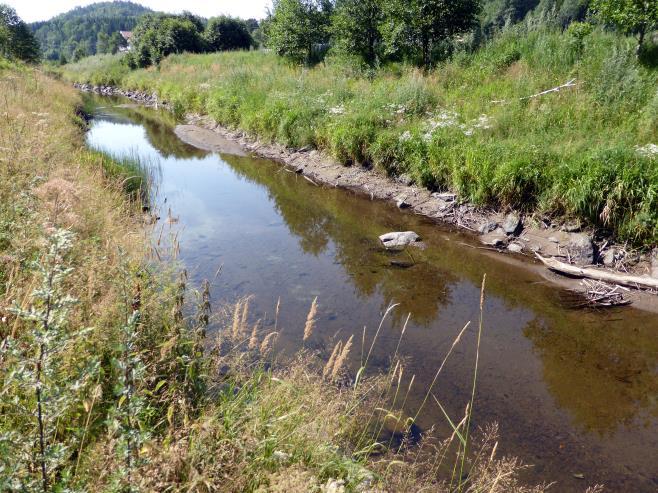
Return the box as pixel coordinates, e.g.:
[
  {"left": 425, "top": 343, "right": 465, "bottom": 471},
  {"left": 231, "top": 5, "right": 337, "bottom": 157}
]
[{"left": 86, "top": 98, "right": 658, "bottom": 492}]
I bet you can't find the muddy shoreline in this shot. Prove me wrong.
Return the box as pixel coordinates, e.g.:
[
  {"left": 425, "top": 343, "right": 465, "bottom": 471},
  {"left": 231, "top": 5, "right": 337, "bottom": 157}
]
[{"left": 75, "top": 83, "right": 658, "bottom": 311}]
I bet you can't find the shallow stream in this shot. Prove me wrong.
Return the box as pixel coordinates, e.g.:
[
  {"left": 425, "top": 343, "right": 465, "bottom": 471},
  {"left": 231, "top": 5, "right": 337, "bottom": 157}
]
[{"left": 86, "top": 98, "right": 657, "bottom": 492}]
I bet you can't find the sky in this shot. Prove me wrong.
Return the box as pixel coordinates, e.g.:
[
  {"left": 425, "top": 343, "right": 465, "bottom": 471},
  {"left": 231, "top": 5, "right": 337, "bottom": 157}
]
[{"left": 6, "top": 0, "right": 272, "bottom": 23}]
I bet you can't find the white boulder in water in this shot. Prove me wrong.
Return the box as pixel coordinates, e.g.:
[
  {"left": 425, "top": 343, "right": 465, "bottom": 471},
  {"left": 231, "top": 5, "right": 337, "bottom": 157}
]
[{"left": 379, "top": 231, "right": 421, "bottom": 249}]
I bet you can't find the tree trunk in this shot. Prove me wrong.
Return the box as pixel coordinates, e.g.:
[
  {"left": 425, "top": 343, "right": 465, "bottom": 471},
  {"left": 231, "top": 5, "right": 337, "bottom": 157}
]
[
  {"left": 421, "top": 35, "right": 430, "bottom": 69},
  {"left": 637, "top": 27, "right": 646, "bottom": 54}
]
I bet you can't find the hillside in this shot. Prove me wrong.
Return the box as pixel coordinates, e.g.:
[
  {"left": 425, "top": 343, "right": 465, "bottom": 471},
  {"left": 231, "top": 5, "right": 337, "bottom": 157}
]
[{"left": 30, "top": 1, "right": 153, "bottom": 61}]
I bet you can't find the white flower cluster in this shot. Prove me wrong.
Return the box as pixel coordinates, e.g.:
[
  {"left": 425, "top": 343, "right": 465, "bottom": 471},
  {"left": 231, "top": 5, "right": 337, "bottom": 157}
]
[
  {"left": 399, "top": 130, "right": 412, "bottom": 142},
  {"left": 423, "top": 110, "right": 493, "bottom": 140},
  {"left": 636, "top": 143, "right": 658, "bottom": 157},
  {"left": 385, "top": 103, "right": 407, "bottom": 115},
  {"left": 328, "top": 105, "right": 345, "bottom": 115}
]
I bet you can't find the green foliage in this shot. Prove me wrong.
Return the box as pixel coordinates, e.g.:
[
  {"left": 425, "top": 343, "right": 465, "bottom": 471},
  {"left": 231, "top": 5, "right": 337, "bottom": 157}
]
[
  {"left": 205, "top": 16, "right": 252, "bottom": 51},
  {"left": 331, "top": 0, "right": 384, "bottom": 66},
  {"left": 381, "top": 0, "right": 480, "bottom": 67},
  {"left": 267, "top": 0, "right": 333, "bottom": 65},
  {"left": 29, "top": 1, "right": 151, "bottom": 61},
  {"left": 0, "top": 4, "right": 40, "bottom": 63},
  {"left": 60, "top": 53, "right": 130, "bottom": 86},
  {"left": 3, "top": 229, "right": 97, "bottom": 490},
  {"left": 126, "top": 14, "right": 206, "bottom": 68},
  {"left": 590, "top": 0, "right": 658, "bottom": 46}
]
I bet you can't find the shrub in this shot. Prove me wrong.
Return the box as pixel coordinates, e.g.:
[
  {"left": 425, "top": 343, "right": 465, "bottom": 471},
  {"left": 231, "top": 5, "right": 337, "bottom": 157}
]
[{"left": 205, "top": 16, "right": 253, "bottom": 51}]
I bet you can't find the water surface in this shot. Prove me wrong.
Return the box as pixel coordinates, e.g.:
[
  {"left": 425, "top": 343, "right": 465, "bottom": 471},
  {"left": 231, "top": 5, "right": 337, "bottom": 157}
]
[{"left": 86, "top": 100, "right": 658, "bottom": 492}]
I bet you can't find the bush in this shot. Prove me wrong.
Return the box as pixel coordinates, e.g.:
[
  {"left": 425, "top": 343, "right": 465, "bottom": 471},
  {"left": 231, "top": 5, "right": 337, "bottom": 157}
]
[{"left": 205, "top": 16, "right": 252, "bottom": 51}]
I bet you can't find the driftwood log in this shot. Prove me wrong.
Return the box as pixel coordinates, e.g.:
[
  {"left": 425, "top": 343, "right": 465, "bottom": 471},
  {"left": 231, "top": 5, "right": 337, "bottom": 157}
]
[{"left": 535, "top": 253, "right": 658, "bottom": 291}]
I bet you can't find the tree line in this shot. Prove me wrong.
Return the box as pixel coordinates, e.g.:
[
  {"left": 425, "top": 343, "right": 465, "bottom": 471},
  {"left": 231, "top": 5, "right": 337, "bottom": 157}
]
[
  {"left": 2, "top": 0, "right": 655, "bottom": 67},
  {"left": 263, "top": 0, "right": 656, "bottom": 68},
  {"left": 0, "top": 4, "right": 39, "bottom": 63},
  {"left": 124, "top": 13, "right": 259, "bottom": 68}
]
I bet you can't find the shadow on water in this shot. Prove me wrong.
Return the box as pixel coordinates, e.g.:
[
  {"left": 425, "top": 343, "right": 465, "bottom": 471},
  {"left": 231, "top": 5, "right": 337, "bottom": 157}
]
[{"left": 85, "top": 98, "right": 658, "bottom": 492}]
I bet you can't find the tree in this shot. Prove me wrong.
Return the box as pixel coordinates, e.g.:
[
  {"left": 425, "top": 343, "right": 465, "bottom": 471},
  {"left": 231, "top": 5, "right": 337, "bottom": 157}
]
[
  {"left": 590, "top": 0, "right": 658, "bottom": 48},
  {"left": 331, "top": 0, "right": 384, "bottom": 66},
  {"left": 0, "top": 4, "right": 40, "bottom": 62},
  {"left": 72, "top": 43, "right": 87, "bottom": 62},
  {"left": 267, "top": 0, "right": 333, "bottom": 64},
  {"left": 109, "top": 31, "right": 126, "bottom": 54},
  {"left": 382, "top": 0, "right": 480, "bottom": 68},
  {"left": 180, "top": 11, "right": 206, "bottom": 32},
  {"left": 127, "top": 14, "right": 206, "bottom": 67},
  {"left": 205, "top": 16, "right": 252, "bottom": 51},
  {"left": 96, "top": 31, "right": 110, "bottom": 53}
]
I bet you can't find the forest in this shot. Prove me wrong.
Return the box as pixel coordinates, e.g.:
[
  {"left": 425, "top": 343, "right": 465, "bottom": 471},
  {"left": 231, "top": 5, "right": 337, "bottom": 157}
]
[{"left": 29, "top": 1, "right": 152, "bottom": 62}]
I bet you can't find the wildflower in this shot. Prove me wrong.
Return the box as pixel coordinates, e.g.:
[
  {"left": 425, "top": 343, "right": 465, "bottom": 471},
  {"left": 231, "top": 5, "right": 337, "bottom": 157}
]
[
  {"left": 328, "top": 105, "right": 345, "bottom": 115},
  {"left": 399, "top": 131, "right": 412, "bottom": 142}
]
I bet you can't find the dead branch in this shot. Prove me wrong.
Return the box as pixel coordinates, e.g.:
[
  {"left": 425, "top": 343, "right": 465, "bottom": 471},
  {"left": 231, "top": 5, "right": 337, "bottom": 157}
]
[
  {"left": 492, "top": 79, "right": 578, "bottom": 104},
  {"left": 535, "top": 253, "right": 658, "bottom": 291}
]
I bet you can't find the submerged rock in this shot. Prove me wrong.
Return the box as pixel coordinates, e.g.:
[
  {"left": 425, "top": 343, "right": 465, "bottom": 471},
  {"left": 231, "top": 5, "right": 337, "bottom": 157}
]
[{"left": 379, "top": 231, "right": 420, "bottom": 249}]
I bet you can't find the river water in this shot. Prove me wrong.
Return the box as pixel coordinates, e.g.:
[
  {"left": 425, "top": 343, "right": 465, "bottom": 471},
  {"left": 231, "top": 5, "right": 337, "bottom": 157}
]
[{"left": 86, "top": 99, "right": 657, "bottom": 492}]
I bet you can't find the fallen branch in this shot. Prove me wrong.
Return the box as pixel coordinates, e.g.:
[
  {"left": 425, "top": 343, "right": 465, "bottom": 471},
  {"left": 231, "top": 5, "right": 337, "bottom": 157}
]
[
  {"left": 535, "top": 253, "right": 658, "bottom": 291},
  {"left": 492, "top": 79, "right": 578, "bottom": 104},
  {"left": 303, "top": 175, "right": 319, "bottom": 186}
]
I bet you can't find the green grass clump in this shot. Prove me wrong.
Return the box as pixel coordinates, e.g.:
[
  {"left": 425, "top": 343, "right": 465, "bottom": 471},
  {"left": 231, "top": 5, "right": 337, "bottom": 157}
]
[
  {"left": 60, "top": 53, "right": 130, "bottom": 86},
  {"left": 62, "top": 25, "right": 658, "bottom": 245}
]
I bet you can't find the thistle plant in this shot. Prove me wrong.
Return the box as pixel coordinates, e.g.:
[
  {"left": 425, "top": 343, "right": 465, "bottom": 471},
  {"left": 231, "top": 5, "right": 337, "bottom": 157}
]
[{"left": 1, "top": 228, "right": 96, "bottom": 492}]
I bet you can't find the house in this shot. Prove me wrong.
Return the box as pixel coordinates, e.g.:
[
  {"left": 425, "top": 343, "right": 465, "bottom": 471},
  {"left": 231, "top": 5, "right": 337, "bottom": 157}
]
[{"left": 119, "top": 31, "right": 133, "bottom": 52}]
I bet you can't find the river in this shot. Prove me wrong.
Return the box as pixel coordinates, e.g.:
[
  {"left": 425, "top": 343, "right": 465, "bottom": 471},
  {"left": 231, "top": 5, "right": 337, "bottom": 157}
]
[{"left": 86, "top": 98, "right": 657, "bottom": 492}]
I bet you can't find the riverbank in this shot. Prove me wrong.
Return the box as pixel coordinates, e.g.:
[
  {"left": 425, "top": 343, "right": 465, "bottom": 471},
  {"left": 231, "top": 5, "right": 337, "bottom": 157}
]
[
  {"left": 1, "top": 63, "right": 552, "bottom": 491},
  {"left": 74, "top": 80, "right": 658, "bottom": 309},
  {"left": 60, "top": 26, "right": 658, "bottom": 251}
]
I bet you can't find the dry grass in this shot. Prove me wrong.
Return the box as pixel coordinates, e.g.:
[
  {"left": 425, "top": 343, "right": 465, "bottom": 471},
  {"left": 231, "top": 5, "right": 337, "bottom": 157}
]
[
  {"left": 0, "top": 64, "right": 145, "bottom": 342},
  {"left": 303, "top": 296, "right": 318, "bottom": 342}
]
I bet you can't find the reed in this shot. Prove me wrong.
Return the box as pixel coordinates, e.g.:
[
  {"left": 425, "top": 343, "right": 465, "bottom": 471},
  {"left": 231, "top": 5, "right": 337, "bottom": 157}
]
[
  {"left": 302, "top": 296, "right": 318, "bottom": 342},
  {"left": 323, "top": 340, "right": 343, "bottom": 380},
  {"left": 248, "top": 319, "right": 261, "bottom": 351},
  {"left": 331, "top": 335, "right": 354, "bottom": 382}
]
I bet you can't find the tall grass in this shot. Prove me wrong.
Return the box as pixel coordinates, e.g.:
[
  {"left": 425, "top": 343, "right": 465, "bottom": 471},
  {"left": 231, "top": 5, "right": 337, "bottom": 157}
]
[
  {"left": 63, "top": 25, "right": 658, "bottom": 245},
  {"left": 59, "top": 53, "right": 129, "bottom": 86}
]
